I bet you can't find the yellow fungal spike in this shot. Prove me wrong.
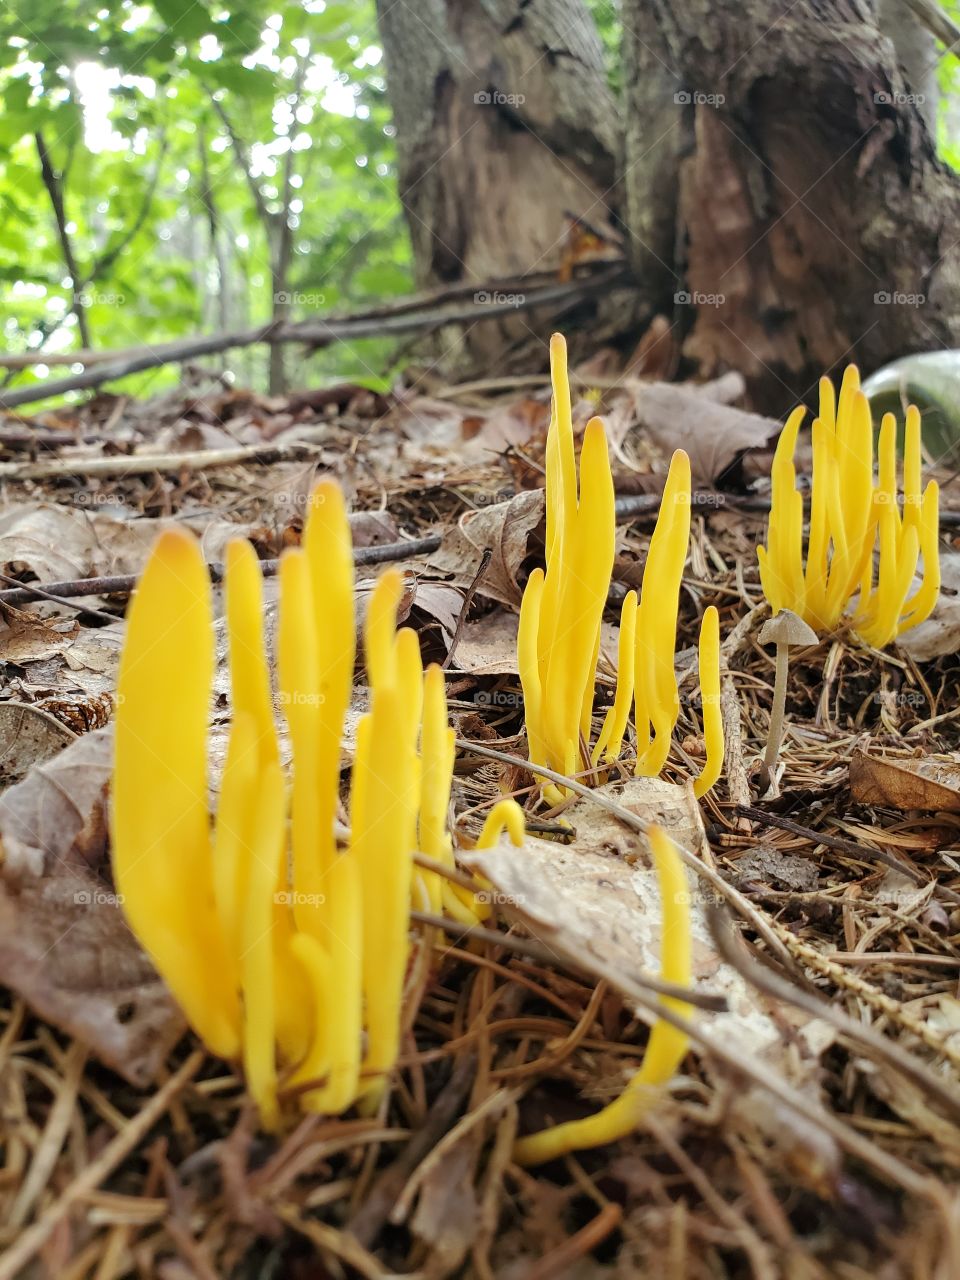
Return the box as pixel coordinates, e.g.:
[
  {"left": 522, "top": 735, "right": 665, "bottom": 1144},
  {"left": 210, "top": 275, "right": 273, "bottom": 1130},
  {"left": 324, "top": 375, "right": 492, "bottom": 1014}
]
[
  {"left": 365, "top": 568, "right": 404, "bottom": 690},
  {"left": 818, "top": 374, "right": 837, "bottom": 433},
  {"left": 285, "top": 932, "right": 332, "bottom": 1104},
  {"left": 303, "top": 480, "right": 355, "bottom": 882},
  {"left": 293, "top": 850, "right": 363, "bottom": 1113},
  {"left": 898, "top": 480, "right": 940, "bottom": 633},
  {"left": 418, "top": 664, "right": 456, "bottom": 912},
  {"left": 765, "top": 407, "right": 807, "bottom": 617},
  {"left": 513, "top": 826, "right": 692, "bottom": 1165},
  {"left": 518, "top": 567, "right": 548, "bottom": 774},
  {"left": 112, "top": 529, "right": 241, "bottom": 1060},
  {"left": 240, "top": 758, "right": 286, "bottom": 1131},
  {"left": 636, "top": 450, "right": 691, "bottom": 778},
  {"left": 802, "top": 419, "right": 829, "bottom": 624},
  {"left": 213, "top": 711, "right": 258, "bottom": 956},
  {"left": 693, "top": 606, "right": 723, "bottom": 798},
  {"left": 278, "top": 549, "right": 327, "bottom": 934},
  {"left": 903, "top": 405, "right": 922, "bottom": 536},
  {"left": 547, "top": 332, "right": 578, "bottom": 553},
  {"left": 352, "top": 691, "right": 417, "bottom": 1099},
  {"left": 225, "top": 539, "right": 278, "bottom": 769},
  {"left": 593, "top": 589, "right": 638, "bottom": 766}
]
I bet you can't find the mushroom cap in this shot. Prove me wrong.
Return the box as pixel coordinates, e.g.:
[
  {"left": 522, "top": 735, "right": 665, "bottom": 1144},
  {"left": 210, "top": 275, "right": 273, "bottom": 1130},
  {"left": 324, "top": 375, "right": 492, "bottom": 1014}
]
[{"left": 758, "top": 608, "right": 819, "bottom": 648}]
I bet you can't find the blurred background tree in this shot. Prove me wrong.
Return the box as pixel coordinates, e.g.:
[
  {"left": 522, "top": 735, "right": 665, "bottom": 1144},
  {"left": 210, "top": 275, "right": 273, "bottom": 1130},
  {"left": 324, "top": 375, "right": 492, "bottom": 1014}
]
[{"left": 1, "top": 0, "right": 959, "bottom": 408}]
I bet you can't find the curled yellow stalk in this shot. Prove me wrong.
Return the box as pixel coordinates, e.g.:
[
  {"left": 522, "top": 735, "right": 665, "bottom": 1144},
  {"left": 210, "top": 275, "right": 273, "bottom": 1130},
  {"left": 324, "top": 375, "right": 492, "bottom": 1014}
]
[{"left": 513, "top": 825, "right": 692, "bottom": 1165}]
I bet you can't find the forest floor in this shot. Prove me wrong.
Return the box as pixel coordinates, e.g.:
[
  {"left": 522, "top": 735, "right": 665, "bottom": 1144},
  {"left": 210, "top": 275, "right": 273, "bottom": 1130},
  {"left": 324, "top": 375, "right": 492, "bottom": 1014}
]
[{"left": 0, "top": 349, "right": 959, "bottom": 1280}]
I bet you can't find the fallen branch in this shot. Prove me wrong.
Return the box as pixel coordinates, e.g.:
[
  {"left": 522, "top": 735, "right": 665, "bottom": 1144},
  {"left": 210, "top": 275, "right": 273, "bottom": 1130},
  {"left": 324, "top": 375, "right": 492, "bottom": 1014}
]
[
  {"left": 0, "top": 535, "right": 444, "bottom": 607},
  {"left": 0, "top": 264, "right": 632, "bottom": 410}
]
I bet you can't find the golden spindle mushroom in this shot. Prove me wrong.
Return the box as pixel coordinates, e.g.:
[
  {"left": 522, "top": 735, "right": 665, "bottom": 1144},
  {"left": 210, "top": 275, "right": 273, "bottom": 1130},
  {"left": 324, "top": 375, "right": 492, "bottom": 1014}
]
[
  {"left": 303, "top": 481, "right": 355, "bottom": 884},
  {"left": 693, "top": 606, "right": 723, "bottom": 799},
  {"left": 112, "top": 529, "right": 241, "bottom": 1060},
  {"left": 898, "top": 480, "right": 940, "bottom": 633},
  {"left": 592, "top": 589, "right": 638, "bottom": 767},
  {"left": 418, "top": 663, "right": 456, "bottom": 912},
  {"left": 240, "top": 758, "right": 286, "bottom": 1131},
  {"left": 278, "top": 549, "right": 326, "bottom": 931},
  {"left": 636, "top": 450, "right": 691, "bottom": 778}
]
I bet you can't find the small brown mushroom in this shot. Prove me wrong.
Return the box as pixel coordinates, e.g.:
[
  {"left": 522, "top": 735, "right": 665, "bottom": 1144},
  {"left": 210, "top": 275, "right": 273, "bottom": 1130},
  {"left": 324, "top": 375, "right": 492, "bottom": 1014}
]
[{"left": 759, "top": 610, "right": 818, "bottom": 772}]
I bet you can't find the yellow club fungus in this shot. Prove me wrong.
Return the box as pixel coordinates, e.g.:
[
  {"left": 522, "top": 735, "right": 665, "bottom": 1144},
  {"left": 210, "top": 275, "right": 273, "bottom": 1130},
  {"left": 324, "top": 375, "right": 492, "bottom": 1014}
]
[
  {"left": 112, "top": 478, "right": 520, "bottom": 1127},
  {"left": 513, "top": 825, "right": 692, "bottom": 1165},
  {"left": 758, "top": 366, "right": 940, "bottom": 647},
  {"left": 518, "top": 334, "right": 723, "bottom": 802}
]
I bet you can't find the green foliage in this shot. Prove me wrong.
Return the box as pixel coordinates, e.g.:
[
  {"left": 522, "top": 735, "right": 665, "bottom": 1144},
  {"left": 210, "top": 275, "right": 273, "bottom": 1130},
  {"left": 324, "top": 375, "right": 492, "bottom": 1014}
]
[{"left": 0, "top": 0, "right": 411, "bottom": 397}]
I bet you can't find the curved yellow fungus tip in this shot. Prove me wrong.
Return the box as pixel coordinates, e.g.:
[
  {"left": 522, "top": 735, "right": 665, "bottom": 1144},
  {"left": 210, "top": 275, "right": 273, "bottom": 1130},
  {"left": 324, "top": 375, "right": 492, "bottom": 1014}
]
[
  {"left": 513, "top": 825, "right": 692, "bottom": 1166},
  {"left": 759, "top": 370, "right": 940, "bottom": 646}
]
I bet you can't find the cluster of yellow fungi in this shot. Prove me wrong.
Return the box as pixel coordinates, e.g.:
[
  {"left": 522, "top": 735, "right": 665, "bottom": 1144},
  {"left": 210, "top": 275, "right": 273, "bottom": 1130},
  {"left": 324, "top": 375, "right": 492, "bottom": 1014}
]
[
  {"left": 518, "top": 333, "right": 724, "bottom": 805},
  {"left": 112, "top": 337, "right": 943, "bottom": 1162},
  {"left": 759, "top": 365, "right": 940, "bottom": 647},
  {"left": 111, "top": 480, "right": 523, "bottom": 1127}
]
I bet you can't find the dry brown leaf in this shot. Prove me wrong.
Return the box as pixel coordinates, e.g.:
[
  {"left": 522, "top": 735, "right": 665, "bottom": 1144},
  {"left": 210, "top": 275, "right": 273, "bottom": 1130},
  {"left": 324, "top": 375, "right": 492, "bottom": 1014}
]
[
  {"left": 0, "top": 729, "right": 184, "bottom": 1085},
  {"left": 849, "top": 748, "right": 960, "bottom": 815},
  {"left": 427, "top": 491, "right": 544, "bottom": 607},
  {"left": 0, "top": 702, "right": 77, "bottom": 785},
  {"left": 463, "top": 397, "right": 549, "bottom": 451},
  {"left": 626, "top": 380, "right": 779, "bottom": 485},
  {"left": 465, "top": 778, "right": 790, "bottom": 1062}
]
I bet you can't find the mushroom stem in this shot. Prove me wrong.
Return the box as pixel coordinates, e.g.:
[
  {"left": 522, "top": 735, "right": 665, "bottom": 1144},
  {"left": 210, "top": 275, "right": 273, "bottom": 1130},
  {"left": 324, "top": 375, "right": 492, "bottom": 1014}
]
[{"left": 764, "top": 642, "right": 790, "bottom": 769}]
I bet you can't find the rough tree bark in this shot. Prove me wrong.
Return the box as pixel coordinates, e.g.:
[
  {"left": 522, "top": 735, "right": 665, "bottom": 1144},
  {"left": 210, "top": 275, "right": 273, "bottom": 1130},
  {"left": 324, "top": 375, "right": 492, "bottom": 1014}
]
[
  {"left": 375, "top": 0, "right": 636, "bottom": 371},
  {"left": 622, "top": 0, "right": 960, "bottom": 410}
]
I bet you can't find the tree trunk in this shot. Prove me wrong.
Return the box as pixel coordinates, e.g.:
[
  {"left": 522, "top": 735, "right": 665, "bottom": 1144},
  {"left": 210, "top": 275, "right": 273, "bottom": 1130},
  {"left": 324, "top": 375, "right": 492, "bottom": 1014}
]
[
  {"left": 375, "top": 0, "right": 631, "bottom": 371},
  {"left": 622, "top": 0, "right": 960, "bottom": 411}
]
